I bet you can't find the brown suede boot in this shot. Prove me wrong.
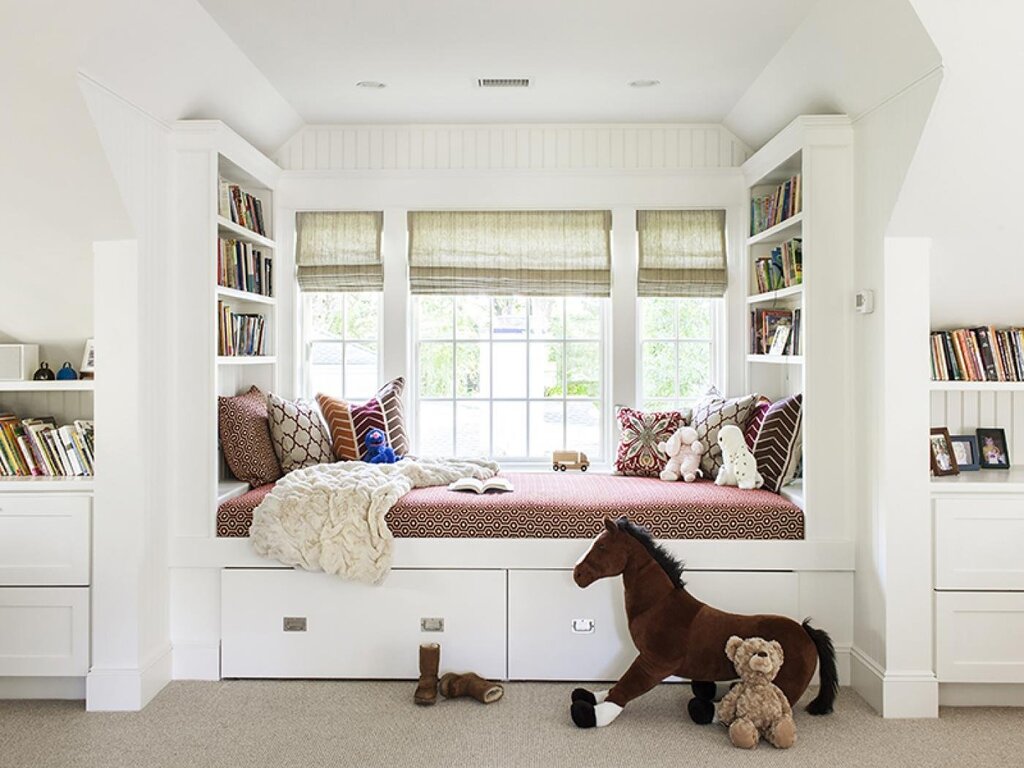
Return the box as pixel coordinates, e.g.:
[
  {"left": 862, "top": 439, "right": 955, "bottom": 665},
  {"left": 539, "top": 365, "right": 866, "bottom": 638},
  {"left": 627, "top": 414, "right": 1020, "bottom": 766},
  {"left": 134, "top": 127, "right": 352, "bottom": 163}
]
[
  {"left": 414, "top": 644, "right": 440, "bottom": 706},
  {"left": 438, "top": 672, "right": 504, "bottom": 704}
]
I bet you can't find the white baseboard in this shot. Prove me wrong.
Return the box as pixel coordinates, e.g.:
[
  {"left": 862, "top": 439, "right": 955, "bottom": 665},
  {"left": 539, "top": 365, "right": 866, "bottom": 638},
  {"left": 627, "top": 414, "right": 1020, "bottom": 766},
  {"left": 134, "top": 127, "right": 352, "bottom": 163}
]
[
  {"left": 850, "top": 646, "right": 938, "bottom": 718},
  {"left": 86, "top": 645, "right": 172, "bottom": 711},
  {"left": 172, "top": 643, "right": 220, "bottom": 681},
  {"left": 940, "top": 683, "right": 1024, "bottom": 707},
  {"left": 0, "top": 676, "right": 86, "bottom": 700},
  {"left": 834, "top": 644, "right": 852, "bottom": 686}
]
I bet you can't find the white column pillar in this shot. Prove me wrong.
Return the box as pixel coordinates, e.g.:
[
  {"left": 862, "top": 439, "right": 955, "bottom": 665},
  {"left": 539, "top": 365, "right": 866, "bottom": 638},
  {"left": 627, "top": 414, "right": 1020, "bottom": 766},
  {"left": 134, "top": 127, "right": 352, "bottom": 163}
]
[
  {"left": 381, "top": 207, "right": 409, "bottom": 387},
  {"left": 610, "top": 207, "right": 638, "bottom": 454}
]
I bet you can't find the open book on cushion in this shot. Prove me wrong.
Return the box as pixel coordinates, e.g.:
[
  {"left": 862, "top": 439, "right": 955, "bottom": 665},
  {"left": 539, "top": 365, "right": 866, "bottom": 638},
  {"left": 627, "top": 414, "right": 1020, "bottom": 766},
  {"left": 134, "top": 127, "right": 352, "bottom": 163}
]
[{"left": 447, "top": 476, "right": 514, "bottom": 494}]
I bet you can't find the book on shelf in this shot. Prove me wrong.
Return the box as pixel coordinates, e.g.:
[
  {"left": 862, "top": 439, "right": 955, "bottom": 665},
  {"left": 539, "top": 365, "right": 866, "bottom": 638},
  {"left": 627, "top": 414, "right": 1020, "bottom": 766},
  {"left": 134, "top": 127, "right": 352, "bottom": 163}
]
[
  {"left": 750, "top": 308, "right": 801, "bottom": 356},
  {"left": 218, "top": 301, "right": 267, "bottom": 357},
  {"left": 751, "top": 175, "right": 802, "bottom": 235},
  {"left": 753, "top": 238, "right": 802, "bottom": 293},
  {"left": 218, "top": 179, "right": 267, "bottom": 237},
  {"left": 218, "top": 239, "right": 273, "bottom": 297},
  {"left": 931, "top": 326, "right": 1024, "bottom": 381},
  {"left": 0, "top": 413, "right": 94, "bottom": 478},
  {"left": 447, "top": 476, "right": 514, "bottom": 494}
]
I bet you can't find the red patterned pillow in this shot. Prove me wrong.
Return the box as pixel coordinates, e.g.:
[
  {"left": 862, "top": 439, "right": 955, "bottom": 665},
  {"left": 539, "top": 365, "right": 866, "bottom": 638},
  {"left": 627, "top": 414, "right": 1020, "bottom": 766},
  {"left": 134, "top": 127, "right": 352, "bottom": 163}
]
[
  {"left": 317, "top": 378, "right": 409, "bottom": 461},
  {"left": 753, "top": 393, "right": 803, "bottom": 493},
  {"left": 745, "top": 396, "right": 773, "bottom": 450},
  {"left": 218, "top": 386, "right": 282, "bottom": 487},
  {"left": 267, "top": 393, "right": 334, "bottom": 473},
  {"left": 615, "top": 407, "right": 685, "bottom": 477}
]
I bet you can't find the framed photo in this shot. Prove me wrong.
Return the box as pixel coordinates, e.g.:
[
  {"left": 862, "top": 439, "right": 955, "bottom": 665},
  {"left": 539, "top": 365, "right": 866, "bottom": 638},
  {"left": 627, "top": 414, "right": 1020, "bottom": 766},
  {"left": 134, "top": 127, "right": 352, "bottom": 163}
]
[
  {"left": 949, "top": 435, "right": 980, "bottom": 471},
  {"left": 976, "top": 428, "right": 1010, "bottom": 469},
  {"left": 929, "top": 427, "right": 959, "bottom": 476},
  {"left": 80, "top": 339, "right": 95, "bottom": 375},
  {"left": 768, "top": 325, "right": 791, "bottom": 356}
]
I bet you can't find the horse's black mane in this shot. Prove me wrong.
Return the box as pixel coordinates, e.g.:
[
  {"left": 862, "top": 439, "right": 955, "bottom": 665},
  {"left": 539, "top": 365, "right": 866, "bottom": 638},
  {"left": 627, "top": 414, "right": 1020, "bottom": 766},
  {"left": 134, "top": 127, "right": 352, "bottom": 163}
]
[{"left": 616, "top": 517, "right": 686, "bottom": 587}]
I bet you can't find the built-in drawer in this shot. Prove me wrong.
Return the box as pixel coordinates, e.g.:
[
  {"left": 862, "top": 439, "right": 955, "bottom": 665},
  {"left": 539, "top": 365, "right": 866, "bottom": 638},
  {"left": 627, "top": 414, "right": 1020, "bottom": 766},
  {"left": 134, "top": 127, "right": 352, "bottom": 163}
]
[
  {"left": 936, "top": 591, "right": 1024, "bottom": 683},
  {"left": 0, "top": 496, "right": 90, "bottom": 586},
  {"left": 507, "top": 569, "right": 799, "bottom": 681},
  {"left": 935, "top": 498, "right": 1024, "bottom": 591},
  {"left": 0, "top": 587, "right": 89, "bottom": 676},
  {"left": 221, "top": 568, "right": 507, "bottom": 680}
]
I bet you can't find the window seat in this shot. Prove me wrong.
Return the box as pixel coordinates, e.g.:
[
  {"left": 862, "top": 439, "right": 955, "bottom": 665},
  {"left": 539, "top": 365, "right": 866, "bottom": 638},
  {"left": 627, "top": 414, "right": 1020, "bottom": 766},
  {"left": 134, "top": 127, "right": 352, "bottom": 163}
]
[{"left": 216, "top": 472, "right": 804, "bottom": 540}]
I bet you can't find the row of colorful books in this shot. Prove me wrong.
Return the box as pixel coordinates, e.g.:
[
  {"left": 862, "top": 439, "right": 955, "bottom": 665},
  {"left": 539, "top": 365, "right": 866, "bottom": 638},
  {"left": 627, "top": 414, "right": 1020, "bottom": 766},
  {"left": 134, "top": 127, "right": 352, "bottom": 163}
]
[
  {"left": 753, "top": 238, "right": 803, "bottom": 293},
  {"left": 219, "top": 180, "right": 267, "bottom": 237},
  {"left": 0, "top": 414, "right": 94, "bottom": 477},
  {"left": 750, "top": 308, "right": 802, "bottom": 356},
  {"left": 218, "top": 301, "right": 267, "bottom": 357},
  {"left": 931, "top": 327, "right": 1024, "bottom": 381},
  {"left": 751, "top": 175, "right": 802, "bottom": 236},
  {"left": 218, "top": 239, "right": 273, "bottom": 297}
]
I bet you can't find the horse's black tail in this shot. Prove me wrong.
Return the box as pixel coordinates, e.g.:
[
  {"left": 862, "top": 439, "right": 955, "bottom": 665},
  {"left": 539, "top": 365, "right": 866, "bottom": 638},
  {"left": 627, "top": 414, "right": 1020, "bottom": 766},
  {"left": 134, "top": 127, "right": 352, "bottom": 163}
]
[{"left": 803, "top": 619, "right": 838, "bottom": 715}]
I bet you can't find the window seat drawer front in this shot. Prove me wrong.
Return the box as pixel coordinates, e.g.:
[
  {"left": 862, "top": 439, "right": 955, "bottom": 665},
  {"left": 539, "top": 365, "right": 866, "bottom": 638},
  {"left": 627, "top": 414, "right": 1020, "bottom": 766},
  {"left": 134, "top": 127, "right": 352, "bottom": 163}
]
[
  {"left": 0, "top": 496, "right": 90, "bottom": 586},
  {"left": 936, "top": 592, "right": 1024, "bottom": 683},
  {"left": 507, "top": 569, "right": 798, "bottom": 681},
  {"left": 935, "top": 498, "right": 1024, "bottom": 591},
  {"left": 0, "top": 587, "right": 89, "bottom": 676},
  {"left": 221, "top": 568, "right": 506, "bottom": 680}
]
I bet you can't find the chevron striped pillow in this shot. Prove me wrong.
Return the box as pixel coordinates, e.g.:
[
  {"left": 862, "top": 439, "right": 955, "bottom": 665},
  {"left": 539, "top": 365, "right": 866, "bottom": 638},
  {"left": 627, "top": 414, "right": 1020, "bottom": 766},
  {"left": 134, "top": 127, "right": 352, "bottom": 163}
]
[
  {"left": 317, "top": 378, "right": 409, "bottom": 462},
  {"left": 752, "top": 393, "right": 803, "bottom": 493}
]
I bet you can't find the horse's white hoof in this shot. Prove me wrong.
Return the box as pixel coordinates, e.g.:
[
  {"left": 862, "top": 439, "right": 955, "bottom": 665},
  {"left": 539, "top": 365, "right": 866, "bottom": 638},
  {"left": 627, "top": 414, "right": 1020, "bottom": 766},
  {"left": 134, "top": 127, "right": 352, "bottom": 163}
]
[{"left": 594, "top": 701, "right": 623, "bottom": 727}]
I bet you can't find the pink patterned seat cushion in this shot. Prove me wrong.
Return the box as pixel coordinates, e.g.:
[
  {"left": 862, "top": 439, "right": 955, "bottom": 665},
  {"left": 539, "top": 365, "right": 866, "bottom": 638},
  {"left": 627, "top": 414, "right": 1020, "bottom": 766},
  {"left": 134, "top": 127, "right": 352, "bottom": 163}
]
[
  {"left": 217, "top": 483, "right": 276, "bottom": 537},
  {"left": 217, "top": 472, "right": 803, "bottom": 540}
]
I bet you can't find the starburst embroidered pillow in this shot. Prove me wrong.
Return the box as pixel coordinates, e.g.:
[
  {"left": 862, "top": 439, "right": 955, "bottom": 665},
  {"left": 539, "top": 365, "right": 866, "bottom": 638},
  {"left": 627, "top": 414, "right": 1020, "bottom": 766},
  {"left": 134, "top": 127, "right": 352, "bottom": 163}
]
[{"left": 615, "top": 407, "right": 686, "bottom": 477}]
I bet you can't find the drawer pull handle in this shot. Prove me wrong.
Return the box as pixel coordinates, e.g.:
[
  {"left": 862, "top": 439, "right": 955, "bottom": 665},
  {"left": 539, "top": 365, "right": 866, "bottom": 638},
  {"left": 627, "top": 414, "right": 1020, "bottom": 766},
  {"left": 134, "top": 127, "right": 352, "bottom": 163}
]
[
  {"left": 420, "top": 617, "right": 445, "bottom": 632},
  {"left": 282, "top": 617, "right": 307, "bottom": 632},
  {"left": 572, "top": 618, "right": 595, "bottom": 634}
]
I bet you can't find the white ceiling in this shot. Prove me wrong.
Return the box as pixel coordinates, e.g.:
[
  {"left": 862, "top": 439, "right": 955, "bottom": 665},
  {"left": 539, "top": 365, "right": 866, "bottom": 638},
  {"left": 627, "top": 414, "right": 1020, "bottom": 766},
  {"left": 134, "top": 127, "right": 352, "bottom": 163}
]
[{"left": 198, "top": 0, "right": 818, "bottom": 125}]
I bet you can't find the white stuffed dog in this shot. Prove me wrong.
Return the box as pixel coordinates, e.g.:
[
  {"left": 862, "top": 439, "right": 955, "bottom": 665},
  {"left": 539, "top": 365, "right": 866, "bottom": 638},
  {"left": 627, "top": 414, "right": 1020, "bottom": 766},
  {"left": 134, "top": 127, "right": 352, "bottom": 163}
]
[
  {"left": 715, "top": 424, "right": 764, "bottom": 490},
  {"left": 657, "top": 425, "right": 705, "bottom": 483}
]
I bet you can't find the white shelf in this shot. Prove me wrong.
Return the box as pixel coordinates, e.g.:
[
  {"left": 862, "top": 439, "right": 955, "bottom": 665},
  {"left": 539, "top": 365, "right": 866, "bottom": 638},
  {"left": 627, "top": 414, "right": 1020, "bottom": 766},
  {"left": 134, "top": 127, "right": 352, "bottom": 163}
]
[
  {"left": 0, "top": 477, "right": 95, "bottom": 493},
  {"left": 931, "top": 467, "right": 1024, "bottom": 494},
  {"left": 930, "top": 381, "right": 1024, "bottom": 392},
  {"left": 216, "top": 356, "right": 277, "bottom": 366},
  {"left": 747, "top": 284, "right": 803, "bottom": 305},
  {"left": 747, "top": 213, "right": 803, "bottom": 246},
  {"left": 747, "top": 354, "right": 804, "bottom": 365},
  {"left": 216, "top": 286, "right": 276, "bottom": 306},
  {"left": 0, "top": 380, "right": 94, "bottom": 392},
  {"left": 217, "top": 216, "right": 276, "bottom": 250}
]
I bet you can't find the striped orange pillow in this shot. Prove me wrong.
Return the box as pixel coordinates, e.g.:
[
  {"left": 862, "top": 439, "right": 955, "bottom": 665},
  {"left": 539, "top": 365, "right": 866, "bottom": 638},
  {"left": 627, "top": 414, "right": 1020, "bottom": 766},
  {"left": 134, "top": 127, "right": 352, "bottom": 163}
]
[{"left": 317, "top": 378, "right": 409, "bottom": 461}]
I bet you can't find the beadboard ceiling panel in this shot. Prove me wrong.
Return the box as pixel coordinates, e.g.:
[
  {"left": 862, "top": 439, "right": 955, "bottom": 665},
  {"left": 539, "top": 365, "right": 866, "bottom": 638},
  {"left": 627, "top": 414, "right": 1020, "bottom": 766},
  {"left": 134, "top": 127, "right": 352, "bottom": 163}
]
[{"left": 276, "top": 124, "right": 749, "bottom": 172}]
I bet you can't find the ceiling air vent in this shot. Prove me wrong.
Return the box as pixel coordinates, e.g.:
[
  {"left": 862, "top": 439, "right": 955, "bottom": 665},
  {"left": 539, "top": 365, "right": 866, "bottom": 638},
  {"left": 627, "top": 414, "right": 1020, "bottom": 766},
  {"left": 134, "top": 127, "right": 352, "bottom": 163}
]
[{"left": 477, "top": 78, "right": 531, "bottom": 88}]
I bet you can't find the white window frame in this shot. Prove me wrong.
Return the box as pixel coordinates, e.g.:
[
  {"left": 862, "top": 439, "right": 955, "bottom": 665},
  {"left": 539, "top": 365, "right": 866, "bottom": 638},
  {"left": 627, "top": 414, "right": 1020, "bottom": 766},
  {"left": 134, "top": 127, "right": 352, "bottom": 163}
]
[{"left": 299, "top": 292, "right": 383, "bottom": 400}]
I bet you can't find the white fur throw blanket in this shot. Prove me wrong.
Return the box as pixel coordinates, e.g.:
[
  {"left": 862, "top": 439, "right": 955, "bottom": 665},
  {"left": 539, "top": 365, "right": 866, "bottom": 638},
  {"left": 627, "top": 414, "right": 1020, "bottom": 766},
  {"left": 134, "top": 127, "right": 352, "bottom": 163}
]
[{"left": 249, "top": 458, "right": 499, "bottom": 584}]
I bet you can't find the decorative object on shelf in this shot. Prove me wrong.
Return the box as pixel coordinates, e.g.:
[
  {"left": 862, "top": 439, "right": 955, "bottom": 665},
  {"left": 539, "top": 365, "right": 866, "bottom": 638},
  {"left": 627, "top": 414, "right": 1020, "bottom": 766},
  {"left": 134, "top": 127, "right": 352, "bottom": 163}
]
[
  {"left": 80, "top": 339, "right": 96, "bottom": 375},
  {"left": 714, "top": 425, "right": 764, "bottom": 490},
  {"left": 929, "top": 427, "right": 959, "bottom": 476},
  {"left": 55, "top": 362, "right": 78, "bottom": 381},
  {"left": 364, "top": 428, "right": 399, "bottom": 464},
  {"left": 552, "top": 450, "right": 589, "bottom": 472},
  {"left": 32, "top": 362, "right": 55, "bottom": 381},
  {"left": 949, "top": 435, "right": 980, "bottom": 472},
  {"left": 717, "top": 636, "right": 796, "bottom": 750},
  {"left": 768, "top": 325, "right": 791, "bottom": 356},
  {"left": 657, "top": 426, "right": 704, "bottom": 483},
  {"left": 976, "top": 428, "right": 1010, "bottom": 470},
  {"left": 0, "top": 343, "right": 39, "bottom": 381}
]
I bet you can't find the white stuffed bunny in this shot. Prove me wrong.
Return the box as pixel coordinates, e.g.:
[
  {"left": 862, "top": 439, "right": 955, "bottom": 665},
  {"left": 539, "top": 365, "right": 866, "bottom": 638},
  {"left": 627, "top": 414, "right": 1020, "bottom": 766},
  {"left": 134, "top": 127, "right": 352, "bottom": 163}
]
[
  {"left": 715, "top": 424, "right": 764, "bottom": 490},
  {"left": 657, "top": 425, "right": 705, "bottom": 483}
]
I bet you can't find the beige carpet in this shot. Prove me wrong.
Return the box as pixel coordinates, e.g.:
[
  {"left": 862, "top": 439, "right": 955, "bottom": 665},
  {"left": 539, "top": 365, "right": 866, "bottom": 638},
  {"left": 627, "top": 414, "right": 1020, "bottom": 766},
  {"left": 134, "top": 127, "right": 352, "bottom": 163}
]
[{"left": 1, "top": 682, "right": 1020, "bottom": 768}]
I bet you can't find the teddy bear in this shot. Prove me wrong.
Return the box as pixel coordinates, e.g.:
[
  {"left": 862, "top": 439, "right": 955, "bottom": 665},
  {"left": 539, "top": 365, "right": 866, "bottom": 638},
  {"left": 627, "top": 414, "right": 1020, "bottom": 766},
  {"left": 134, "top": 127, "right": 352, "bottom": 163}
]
[
  {"left": 717, "top": 636, "right": 796, "bottom": 750},
  {"left": 657, "top": 426, "right": 705, "bottom": 483},
  {"left": 364, "top": 428, "right": 399, "bottom": 464},
  {"left": 714, "top": 424, "right": 764, "bottom": 490}
]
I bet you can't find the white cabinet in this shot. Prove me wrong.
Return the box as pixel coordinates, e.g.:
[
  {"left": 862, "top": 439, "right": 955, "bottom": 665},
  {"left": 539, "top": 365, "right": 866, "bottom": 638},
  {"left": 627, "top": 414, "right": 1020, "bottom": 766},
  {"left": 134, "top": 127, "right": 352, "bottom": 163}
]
[
  {"left": 936, "top": 592, "right": 1024, "bottom": 683},
  {"left": 0, "top": 587, "right": 89, "bottom": 676},
  {"left": 935, "top": 498, "right": 1024, "bottom": 591},
  {"left": 0, "top": 496, "right": 90, "bottom": 586}
]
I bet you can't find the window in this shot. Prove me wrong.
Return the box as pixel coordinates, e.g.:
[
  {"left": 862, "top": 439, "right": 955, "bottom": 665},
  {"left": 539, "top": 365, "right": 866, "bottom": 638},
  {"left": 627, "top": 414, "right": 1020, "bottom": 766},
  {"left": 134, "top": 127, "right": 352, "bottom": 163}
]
[
  {"left": 302, "top": 293, "right": 381, "bottom": 400},
  {"left": 639, "top": 297, "right": 717, "bottom": 412},
  {"left": 414, "top": 296, "right": 605, "bottom": 461}
]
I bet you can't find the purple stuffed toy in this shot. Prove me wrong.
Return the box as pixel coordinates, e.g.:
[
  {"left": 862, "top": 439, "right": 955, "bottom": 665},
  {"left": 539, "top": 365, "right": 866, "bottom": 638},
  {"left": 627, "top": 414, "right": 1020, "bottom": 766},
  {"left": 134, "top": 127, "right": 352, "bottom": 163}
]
[{"left": 364, "top": 428, "right": 399, "bottom": 464}]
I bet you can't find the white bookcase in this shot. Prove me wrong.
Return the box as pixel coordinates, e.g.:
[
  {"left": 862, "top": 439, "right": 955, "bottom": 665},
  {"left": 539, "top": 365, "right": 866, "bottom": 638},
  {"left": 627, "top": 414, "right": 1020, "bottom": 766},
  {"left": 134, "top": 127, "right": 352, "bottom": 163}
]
[{"left": 741, "top": 115, "right": 853, "bottom": 540}]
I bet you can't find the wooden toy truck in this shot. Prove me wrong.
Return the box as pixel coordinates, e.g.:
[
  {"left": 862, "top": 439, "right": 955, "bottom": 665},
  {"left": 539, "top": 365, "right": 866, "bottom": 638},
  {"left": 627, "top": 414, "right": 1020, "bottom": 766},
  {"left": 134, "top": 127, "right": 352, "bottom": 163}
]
[{"left": 552, "top": 450, "right": 589, "bottom": 472}]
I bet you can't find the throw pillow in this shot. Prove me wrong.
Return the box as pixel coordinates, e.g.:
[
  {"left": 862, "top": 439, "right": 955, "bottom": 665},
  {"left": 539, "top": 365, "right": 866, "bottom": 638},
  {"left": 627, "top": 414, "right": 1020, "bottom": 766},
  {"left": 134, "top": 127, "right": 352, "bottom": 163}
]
[
  {"left": 316, "top": 378, "right": 409, "bottom": 461},
  {"left": 745, "top": 396, "right": 773, "bottom": 450},
  {"left": 615, "top": 406, "right": 686, "bottom": 477},
  {"left": 267, "top": 393, "right": 334, "bottom": 473},
  {"left": 753, "top": 393, "right": 803, "bottom": 493},
  {"left": 691, "top": 390, "right": 760, "bottom": 478},
  {"left": 218, "top": 385, "right": 282, "bottom": 487}
]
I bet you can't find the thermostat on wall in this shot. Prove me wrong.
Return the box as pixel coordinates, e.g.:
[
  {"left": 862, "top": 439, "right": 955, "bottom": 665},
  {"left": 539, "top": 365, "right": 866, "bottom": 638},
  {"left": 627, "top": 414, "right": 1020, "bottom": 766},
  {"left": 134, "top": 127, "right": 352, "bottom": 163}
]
[{"left": 855, "top": 290, "right": 875, "bottom": 314}]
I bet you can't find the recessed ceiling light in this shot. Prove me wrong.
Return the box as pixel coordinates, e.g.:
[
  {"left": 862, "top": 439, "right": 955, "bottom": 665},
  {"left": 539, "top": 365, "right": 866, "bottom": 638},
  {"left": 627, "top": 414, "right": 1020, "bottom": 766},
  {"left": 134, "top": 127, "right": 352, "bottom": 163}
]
[
  {"left": 629, "top": 79, "right": 661, "bottom": 88},
  {"left": 356, "top": 80, "right": 387, "bottom": 89}
]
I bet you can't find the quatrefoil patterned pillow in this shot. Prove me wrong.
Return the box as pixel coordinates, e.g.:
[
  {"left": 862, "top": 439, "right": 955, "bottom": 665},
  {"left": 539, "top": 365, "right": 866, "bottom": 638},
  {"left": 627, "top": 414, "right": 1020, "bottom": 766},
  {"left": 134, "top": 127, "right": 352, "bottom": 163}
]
[{"left": 267, "top": 393, "right": 334, "bottom": 473}]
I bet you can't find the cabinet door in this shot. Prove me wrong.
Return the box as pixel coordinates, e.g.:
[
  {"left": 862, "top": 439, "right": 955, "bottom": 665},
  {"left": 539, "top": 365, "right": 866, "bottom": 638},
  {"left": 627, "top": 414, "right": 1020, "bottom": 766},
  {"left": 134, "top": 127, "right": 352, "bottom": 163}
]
[
  {"left": 0, "top": 496, "right": 90, "bottom": 586},
  {"left": 936, "top": 592, "right": 1024, "bottom": 683},
  {"left": 0, "top": 587, "right": 89, "bottom": 676},
  {"left": 935, "top": 498, "right": 1024, "bottom": 591}
]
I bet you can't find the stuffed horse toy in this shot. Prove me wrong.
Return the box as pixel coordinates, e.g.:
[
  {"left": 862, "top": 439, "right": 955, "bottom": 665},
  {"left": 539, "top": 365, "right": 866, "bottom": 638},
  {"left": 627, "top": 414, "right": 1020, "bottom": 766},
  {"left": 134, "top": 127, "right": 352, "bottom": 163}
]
[{"left": 570, "top": 516, "right": 838, "bottom": 729}]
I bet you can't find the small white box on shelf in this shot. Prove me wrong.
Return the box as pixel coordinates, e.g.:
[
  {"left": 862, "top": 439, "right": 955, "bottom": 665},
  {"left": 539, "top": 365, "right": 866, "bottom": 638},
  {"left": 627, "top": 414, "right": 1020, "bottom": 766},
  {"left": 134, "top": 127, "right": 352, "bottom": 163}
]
[{"left": 0, "top": 344, "right": 39, "bottom": 381}]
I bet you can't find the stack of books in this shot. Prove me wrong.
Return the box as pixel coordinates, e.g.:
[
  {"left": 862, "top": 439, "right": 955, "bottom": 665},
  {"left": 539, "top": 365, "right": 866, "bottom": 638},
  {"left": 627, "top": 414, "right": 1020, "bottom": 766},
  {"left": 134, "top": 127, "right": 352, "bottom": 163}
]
[
  {"left": 751, "top": 175, "right": 802, "bottom": 235},
  {"left": 754, "top": 238, "right": 803, "bottom": 293},
  {"left": 218, "top": 239, "right": 273, "bottom": 297},
  {"left": 750, "top": 308, "right": 801, "bottom": 356},
  {"left": 219, "top": 180, "right": 267, "bottom": 236},
  {"left": 931, "top": 327, "right": 1024, "bottom": 381},
  {"left": 218, "top": 301, "right": 267, "bottom": 357},
  {"left": 0, "top": 414, "right": 94, "bottom": 477}
]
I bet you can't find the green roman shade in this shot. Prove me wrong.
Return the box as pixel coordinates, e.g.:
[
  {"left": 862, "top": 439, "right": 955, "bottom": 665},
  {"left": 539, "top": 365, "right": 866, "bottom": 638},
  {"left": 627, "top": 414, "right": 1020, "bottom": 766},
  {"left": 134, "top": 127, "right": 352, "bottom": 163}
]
[
  {"left": 636, "top": 209, "right": 727, "bottom": 297},
  {"left": 295, "top": 211, "right": 384, "bottom": 292},
  {"left": 407, "top": 210, "right": 612, "bottom": 297}
]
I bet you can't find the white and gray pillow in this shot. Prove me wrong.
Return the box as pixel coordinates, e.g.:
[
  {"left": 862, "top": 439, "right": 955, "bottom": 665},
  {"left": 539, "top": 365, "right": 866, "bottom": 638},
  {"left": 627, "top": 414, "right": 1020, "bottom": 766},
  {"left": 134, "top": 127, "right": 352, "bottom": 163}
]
[
  {"left": 691, "top": 388, "right": 760, "bottom": 478},
  {"left": 267, "top": 393, "right": 334, "bottom": 473}
]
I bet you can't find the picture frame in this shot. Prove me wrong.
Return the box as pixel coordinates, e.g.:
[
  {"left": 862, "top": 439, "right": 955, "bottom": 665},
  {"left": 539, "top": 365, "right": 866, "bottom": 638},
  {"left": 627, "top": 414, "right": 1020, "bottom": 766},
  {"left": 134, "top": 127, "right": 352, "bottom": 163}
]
[
  {"left": 768, "top": 325, "right": 791, "bottom": 356},
  {"left": 949, "top": 434, "right": 980, "bottom": 471},
  {"left": 976, "top": 428, "right": 1011, "bottom": 470},
  {"left": 929, "top": 427, "right": 959, "bottom": 476},
  {"left": 80, "top": 339, "right": 95, "bottom": 375}
]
